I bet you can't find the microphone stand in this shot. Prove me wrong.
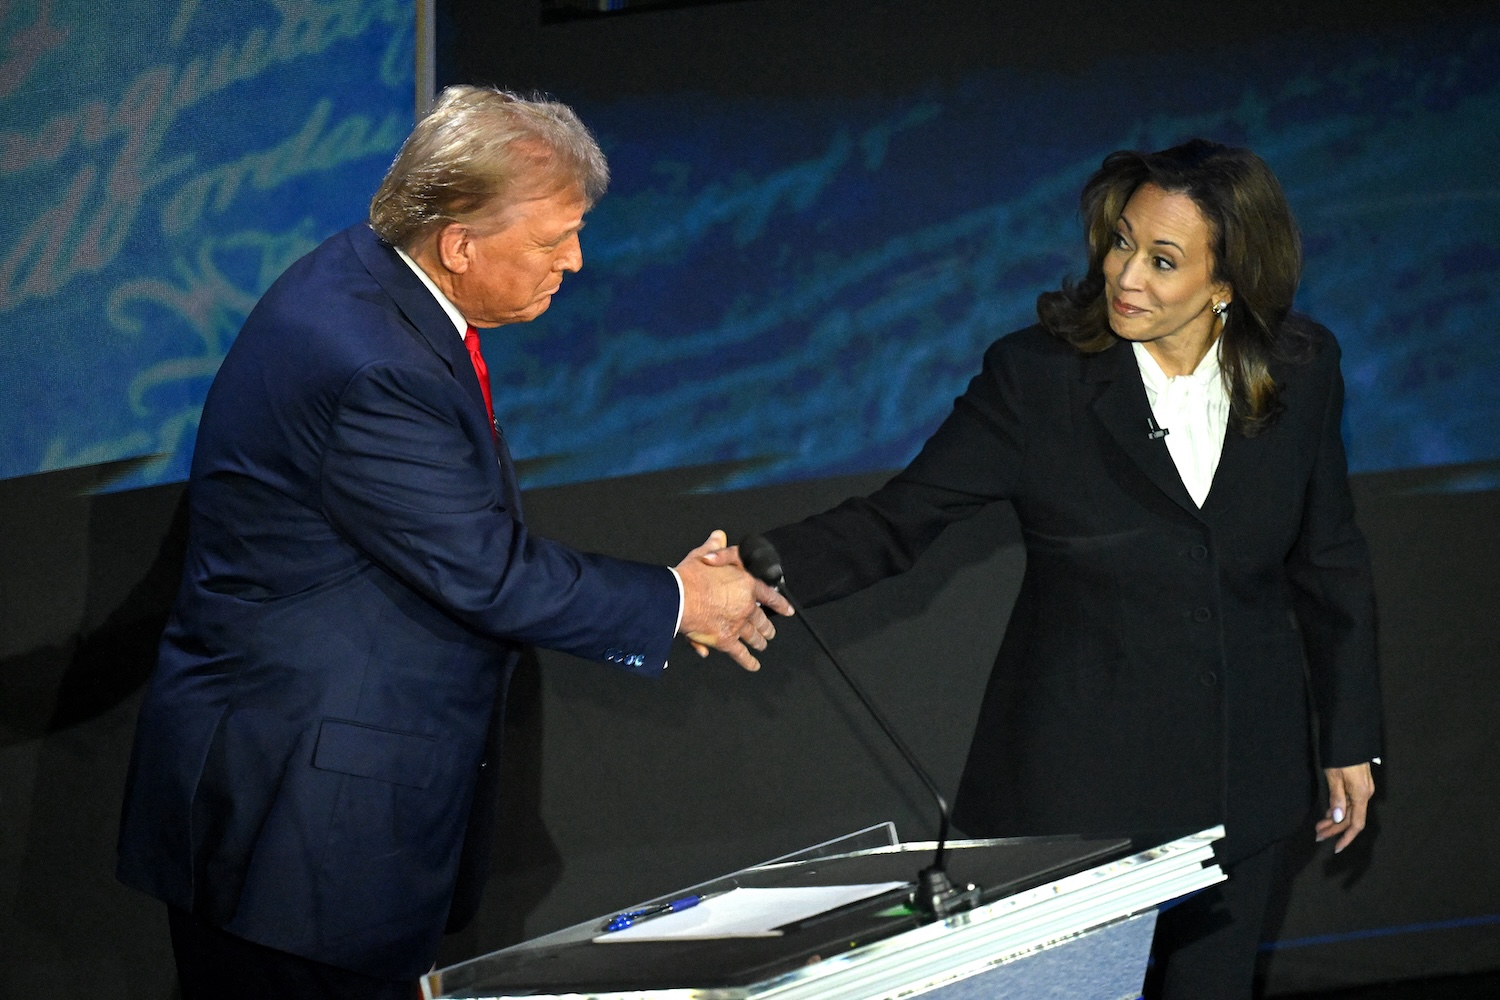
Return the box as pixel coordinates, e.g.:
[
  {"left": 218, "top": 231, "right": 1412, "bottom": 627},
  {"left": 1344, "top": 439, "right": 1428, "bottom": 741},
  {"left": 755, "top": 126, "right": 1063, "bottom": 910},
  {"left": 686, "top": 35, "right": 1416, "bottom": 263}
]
[{"left": 739, "top": 535, "right": 983, "bottom": 920}]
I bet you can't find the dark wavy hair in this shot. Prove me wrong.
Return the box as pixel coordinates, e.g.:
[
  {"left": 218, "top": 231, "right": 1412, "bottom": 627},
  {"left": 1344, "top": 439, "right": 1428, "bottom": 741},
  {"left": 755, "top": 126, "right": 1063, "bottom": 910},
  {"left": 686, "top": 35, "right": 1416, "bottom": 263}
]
[{"left": 1037, "top": 139, "right": 1309, "bottom": 435}]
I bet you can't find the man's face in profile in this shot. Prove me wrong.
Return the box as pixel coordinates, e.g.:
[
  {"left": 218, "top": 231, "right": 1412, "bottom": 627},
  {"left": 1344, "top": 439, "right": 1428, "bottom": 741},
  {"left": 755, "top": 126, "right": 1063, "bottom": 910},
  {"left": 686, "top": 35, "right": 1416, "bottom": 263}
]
[{"left": 445, "top": 185, "right": 588, "bottom": 328}]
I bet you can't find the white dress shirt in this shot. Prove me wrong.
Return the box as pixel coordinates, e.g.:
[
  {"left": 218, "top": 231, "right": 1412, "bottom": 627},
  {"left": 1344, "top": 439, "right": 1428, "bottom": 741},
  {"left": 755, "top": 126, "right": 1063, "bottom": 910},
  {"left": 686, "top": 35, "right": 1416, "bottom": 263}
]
[{"left": 1133, "top": 340, "right": 1229, "bottom": 508}]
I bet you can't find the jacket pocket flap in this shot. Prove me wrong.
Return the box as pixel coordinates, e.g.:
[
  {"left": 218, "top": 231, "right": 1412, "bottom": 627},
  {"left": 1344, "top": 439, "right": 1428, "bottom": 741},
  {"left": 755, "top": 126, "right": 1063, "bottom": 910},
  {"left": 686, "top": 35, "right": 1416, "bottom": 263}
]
[{"left": 312, "top": 719, "right": 438, "bottom": 789}]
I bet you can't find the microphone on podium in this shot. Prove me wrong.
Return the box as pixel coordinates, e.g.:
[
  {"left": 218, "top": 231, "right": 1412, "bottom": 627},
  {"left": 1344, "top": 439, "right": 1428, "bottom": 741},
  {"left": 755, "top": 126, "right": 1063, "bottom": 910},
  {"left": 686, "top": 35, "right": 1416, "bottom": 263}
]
[{"left": 738, "top": 534, "right": 983, "bottom": 920}]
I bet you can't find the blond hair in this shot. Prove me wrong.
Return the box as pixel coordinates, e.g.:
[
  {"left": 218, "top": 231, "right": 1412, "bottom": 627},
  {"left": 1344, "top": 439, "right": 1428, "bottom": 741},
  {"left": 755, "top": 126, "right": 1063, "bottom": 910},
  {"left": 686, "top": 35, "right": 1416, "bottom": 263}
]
[{"left": 369, "top": 85, "right": 609, "bottom": 250}]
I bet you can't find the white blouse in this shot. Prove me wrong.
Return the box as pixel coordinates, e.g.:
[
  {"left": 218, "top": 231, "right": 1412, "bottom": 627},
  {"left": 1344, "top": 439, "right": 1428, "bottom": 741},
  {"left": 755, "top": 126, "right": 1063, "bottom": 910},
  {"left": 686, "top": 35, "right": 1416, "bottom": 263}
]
[{"left": 1132, "top": 340, "right": 1230, "bottom": 508}]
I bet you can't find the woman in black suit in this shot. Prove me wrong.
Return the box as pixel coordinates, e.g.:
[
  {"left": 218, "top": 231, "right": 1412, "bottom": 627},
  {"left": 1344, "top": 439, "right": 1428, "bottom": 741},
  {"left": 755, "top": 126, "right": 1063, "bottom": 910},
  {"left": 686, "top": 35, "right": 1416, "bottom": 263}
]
[{"left": 746, "top": 140, "right": 1382, "bottom": 998}]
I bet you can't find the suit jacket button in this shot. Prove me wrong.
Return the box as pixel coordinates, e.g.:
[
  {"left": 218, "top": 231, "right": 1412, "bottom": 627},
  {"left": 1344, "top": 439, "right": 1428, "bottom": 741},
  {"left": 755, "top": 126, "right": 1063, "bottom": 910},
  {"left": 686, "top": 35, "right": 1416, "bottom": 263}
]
[
  {"left": 1199, "top": 670, "right": 1218, "bottom": 687},
  {"left": 1192, "top": 607, "right": 1212, "bottom": 622},
  {"left": 1190, "top": 544, "right": 1209, "bottom": 560}
]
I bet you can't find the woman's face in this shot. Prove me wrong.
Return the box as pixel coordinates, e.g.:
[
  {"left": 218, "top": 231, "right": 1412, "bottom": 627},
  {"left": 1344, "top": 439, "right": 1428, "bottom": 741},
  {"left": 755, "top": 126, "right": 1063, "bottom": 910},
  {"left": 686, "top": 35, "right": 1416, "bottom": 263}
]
[{"left": 1102, "top": 183, "right": 1231, "bottom": 363}]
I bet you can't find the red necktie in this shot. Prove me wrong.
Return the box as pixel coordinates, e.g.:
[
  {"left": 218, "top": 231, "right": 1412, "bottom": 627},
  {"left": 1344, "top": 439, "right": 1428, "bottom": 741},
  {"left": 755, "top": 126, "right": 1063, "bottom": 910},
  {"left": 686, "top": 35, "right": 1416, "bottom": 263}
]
[{"left": 464, "top": 325, "right": 497, "bottom": 439}]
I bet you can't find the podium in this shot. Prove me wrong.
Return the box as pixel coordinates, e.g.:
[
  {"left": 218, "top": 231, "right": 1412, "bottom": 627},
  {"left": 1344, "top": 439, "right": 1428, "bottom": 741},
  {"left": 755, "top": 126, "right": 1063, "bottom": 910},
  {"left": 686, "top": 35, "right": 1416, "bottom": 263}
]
[{"left": 423, "top": 825, "right": 1224, "bottom": 1000}]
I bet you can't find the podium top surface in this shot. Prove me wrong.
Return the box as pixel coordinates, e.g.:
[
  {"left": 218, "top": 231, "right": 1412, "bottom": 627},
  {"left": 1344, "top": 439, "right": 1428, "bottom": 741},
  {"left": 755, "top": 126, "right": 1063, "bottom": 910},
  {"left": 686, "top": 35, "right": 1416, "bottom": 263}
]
[{"left": 424, "top": 828, "right": 1224, "bottom": 999}]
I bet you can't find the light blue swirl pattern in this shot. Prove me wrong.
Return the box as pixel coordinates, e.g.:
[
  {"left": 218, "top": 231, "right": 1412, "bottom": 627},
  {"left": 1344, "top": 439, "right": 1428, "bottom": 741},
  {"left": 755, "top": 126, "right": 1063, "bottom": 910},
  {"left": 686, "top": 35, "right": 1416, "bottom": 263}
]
[
  {"left": 1, "top": 4, "right": 1495, "bottom": 494},
  {"left": 502, "top": 12, "right": 1500, "bottom": 489}
]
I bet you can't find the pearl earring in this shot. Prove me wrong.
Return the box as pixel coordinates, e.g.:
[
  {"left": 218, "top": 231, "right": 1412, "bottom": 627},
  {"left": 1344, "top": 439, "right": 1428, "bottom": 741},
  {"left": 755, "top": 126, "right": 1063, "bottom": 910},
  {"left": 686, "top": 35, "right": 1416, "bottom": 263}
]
[{"left": 1212, "top": 301, "right": 1228, "bottom": 317}]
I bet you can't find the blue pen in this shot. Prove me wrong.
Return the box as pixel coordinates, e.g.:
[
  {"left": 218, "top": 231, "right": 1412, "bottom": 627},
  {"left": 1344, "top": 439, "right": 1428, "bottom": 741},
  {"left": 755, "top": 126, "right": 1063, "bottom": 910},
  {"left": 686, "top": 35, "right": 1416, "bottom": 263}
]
[{"left": 601, "top": 893, "right": 707, "bottom": 932}]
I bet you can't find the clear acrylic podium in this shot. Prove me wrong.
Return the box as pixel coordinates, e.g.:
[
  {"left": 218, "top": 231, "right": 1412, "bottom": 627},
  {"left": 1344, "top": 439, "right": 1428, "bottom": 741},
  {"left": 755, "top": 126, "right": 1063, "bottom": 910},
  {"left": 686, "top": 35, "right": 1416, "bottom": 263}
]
[{"left": 422, "top": 825, "right": 1224, "bottom": 1000}]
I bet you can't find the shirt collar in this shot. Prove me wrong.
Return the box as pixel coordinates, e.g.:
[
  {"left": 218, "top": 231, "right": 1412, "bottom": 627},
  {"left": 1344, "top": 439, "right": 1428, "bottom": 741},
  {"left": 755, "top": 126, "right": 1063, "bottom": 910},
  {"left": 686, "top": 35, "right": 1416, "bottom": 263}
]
[
  {"left": 1132, "top": 338, "right": 1222, "bottom": 394},
  {"left": 395, "top": 247, "right": 469, "bottom": 342}
]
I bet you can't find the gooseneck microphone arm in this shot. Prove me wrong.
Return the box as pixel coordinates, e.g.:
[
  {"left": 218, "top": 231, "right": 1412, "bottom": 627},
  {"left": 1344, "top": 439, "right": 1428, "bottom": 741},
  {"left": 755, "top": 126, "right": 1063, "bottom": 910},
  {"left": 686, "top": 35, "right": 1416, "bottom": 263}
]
[{"left": 738, "top": 534, "right": 982, "bottom": 919}]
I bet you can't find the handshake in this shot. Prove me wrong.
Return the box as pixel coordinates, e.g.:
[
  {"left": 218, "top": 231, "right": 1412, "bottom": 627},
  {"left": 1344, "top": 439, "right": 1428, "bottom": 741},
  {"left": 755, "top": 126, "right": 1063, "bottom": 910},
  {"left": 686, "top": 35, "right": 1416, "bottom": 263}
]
[{"left": 674, "top": 530, "right": 793, "bottom": 672}]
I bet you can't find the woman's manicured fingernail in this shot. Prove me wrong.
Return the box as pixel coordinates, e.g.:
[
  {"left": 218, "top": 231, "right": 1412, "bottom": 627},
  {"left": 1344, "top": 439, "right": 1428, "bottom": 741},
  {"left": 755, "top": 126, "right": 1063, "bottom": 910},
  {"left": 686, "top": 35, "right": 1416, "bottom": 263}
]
[{"left": 1333, "top": 807, "right": 1344, "bottom": 823}]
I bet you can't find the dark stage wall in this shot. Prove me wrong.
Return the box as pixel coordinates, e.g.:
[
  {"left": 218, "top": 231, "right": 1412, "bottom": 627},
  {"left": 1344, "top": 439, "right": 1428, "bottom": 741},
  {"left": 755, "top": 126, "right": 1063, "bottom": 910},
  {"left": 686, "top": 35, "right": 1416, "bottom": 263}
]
[{"left": 2, "top": 459, "right": 1498, "bottom": 996}]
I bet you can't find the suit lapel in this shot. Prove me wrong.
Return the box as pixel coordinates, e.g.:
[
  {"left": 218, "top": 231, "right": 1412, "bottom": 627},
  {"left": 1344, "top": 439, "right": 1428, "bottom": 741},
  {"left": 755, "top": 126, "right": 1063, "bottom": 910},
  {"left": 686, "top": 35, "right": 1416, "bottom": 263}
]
[
  {"left": 348, "top": 226, "right": 524, "bottom": 515},
  {"left": 1197, "top": 385, "right": 1275, "bottom": 525},
  {"left": 349, "top": 226, "right": 481, "bottom": 403},
  {"left": 1081, "top": 342, "right": 1202, "bottom": 520},
  {"left": 492, "top": 426, "right": 524, "bottom": 520}
]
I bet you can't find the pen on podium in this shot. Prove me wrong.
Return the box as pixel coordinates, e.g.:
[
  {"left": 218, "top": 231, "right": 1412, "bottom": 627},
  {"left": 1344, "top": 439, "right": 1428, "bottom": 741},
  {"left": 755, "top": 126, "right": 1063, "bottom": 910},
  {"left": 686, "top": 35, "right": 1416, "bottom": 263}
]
[{"left": 601, "top": 893, "right": 707, "bottom": 932}]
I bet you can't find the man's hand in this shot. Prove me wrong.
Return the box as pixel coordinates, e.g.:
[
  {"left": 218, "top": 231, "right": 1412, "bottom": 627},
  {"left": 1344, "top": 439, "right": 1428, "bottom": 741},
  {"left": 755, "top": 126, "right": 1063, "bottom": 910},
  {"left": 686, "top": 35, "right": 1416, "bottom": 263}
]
[
  {"left": 675, "top": 531, "right": 793, "bottom": 671},
  {"left": 1316, "top": 762, "right": 1375, "bottom": 854}
]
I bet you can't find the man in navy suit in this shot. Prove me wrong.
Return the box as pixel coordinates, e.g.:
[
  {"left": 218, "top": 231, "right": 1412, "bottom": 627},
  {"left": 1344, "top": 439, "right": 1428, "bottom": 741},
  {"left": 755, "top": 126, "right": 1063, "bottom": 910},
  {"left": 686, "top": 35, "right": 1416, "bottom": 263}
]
[{"left": 117, "top": 86, "right": 790, "bottom": 999}]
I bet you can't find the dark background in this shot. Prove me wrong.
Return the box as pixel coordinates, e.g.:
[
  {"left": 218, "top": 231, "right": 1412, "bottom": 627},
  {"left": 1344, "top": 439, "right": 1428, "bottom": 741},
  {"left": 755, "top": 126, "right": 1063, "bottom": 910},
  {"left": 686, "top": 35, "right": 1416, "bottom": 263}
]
[{"left": 3, "top": 0, "right": 1499, "bottom": 996}]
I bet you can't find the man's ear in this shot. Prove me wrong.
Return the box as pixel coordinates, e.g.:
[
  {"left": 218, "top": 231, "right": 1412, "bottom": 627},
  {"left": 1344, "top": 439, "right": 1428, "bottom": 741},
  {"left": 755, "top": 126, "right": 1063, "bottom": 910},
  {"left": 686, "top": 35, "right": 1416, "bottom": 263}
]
[{"left": 435, "top": 222, "right": 472, "bottom": 275}]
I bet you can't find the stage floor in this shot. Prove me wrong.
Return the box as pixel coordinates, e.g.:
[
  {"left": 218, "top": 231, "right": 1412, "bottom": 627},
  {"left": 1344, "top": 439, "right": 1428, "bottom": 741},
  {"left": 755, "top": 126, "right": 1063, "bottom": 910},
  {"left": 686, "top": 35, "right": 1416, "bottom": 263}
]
[{"left": 1277, "top": 969, "right": 1500, "bottom": 999}]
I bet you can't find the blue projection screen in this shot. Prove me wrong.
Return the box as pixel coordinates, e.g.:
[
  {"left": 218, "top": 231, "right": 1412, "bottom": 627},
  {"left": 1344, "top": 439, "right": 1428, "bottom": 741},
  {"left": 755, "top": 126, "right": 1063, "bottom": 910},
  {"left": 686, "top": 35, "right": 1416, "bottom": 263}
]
[
  {"left": 1, "top": 0, "right": 413, "bottom": 488},
  {"left": 2, "top": 3, "right": 1496, "bottom": 493},
  {"left": 505, "top": 11, "right": 1500, "bottom": 491}
]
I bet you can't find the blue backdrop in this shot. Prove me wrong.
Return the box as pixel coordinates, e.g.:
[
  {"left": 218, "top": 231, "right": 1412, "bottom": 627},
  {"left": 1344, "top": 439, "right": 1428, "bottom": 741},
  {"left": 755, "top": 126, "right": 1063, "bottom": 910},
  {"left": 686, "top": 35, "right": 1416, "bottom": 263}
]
[
  {"left": 0, "top": 0, "right": 412, "bottom": 488},
  {"left": 514, "top": 9, "right": 1500, "bottom": 490},
  {"left": 2, "top": 2, "right": 1496, "bottom": 492}
]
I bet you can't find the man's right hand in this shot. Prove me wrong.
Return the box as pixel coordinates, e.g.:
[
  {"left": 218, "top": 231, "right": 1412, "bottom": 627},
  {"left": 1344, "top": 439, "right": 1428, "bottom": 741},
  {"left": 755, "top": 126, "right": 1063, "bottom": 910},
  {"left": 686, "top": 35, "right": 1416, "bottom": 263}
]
[{"left": 675, "top": 530, "right": 793, "bottom": 671}]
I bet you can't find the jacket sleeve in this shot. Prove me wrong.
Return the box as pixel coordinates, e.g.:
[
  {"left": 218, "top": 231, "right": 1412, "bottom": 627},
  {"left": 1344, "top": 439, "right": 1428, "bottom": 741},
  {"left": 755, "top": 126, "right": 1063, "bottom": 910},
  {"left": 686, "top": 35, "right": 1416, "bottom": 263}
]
[
  {"left": 1286, "top": 338, "right": 1384, "bottom": 767},
  {"left": 767, "top": 333, "right": 1029, "bottom": 606},
  {"left": 319, "top": 360, "right": 679, "bottom": 673}
]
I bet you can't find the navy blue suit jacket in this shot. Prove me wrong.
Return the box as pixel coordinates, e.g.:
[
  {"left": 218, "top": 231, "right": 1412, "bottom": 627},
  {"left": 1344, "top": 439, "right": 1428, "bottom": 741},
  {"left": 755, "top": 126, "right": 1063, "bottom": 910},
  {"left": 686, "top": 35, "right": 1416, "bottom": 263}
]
[{"left": 117, "top": 224, "right": 679, "bottom": 979}]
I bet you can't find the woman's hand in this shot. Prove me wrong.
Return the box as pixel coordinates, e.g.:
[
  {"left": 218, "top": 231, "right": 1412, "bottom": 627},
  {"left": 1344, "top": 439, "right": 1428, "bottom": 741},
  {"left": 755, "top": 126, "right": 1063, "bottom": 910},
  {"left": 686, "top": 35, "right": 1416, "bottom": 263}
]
[{"left": 1316, "top": 762, "right": 1375, "bottom": 853}]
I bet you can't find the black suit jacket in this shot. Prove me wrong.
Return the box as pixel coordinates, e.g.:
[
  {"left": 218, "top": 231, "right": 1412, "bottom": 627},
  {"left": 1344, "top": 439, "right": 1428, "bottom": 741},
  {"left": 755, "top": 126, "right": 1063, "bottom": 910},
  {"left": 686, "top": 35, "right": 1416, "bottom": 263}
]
[{"left": 766, "top": 322, "right": 1381, "bottom": 862}]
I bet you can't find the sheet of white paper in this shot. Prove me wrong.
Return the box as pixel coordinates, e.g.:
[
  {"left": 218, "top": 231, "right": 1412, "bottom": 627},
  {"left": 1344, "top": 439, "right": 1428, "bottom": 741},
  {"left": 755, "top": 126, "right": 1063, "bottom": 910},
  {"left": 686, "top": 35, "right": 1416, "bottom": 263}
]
[{"left": 594, "top": 883, "right": 908, "bottom": 943}]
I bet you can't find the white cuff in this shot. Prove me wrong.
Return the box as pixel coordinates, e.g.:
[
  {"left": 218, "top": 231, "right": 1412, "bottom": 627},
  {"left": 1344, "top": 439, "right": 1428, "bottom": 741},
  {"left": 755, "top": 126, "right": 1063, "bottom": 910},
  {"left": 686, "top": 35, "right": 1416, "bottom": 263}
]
[{"left": 666, "top": 566, "right": 686, "bottom": 669}]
